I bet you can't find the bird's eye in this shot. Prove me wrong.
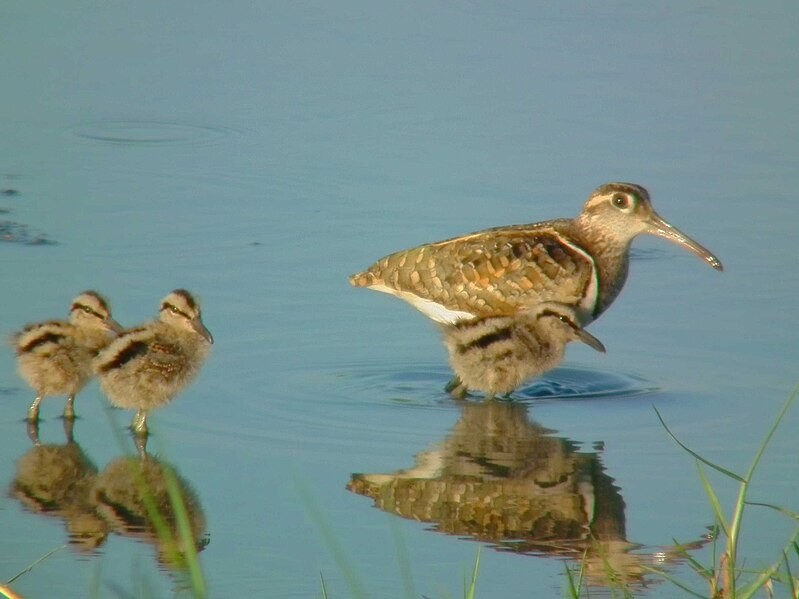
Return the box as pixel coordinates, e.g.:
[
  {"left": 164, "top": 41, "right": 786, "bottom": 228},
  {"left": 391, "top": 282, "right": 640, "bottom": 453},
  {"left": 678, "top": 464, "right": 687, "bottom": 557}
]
[
  {"left": 83, "top": 306, "right": 93, "bottom": 313},
  {"left": 611, "top": 194, "right": 630, "bottom": 210},
  {"left": 558, "top": 315, "right": 569, "bottom": 324}
]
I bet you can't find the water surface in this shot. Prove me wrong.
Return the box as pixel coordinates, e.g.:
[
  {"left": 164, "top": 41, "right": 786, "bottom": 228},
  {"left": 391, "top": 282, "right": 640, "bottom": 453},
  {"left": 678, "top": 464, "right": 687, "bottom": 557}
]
[{"left": 1, "top": 2, "right": 798, "bottom": 597}]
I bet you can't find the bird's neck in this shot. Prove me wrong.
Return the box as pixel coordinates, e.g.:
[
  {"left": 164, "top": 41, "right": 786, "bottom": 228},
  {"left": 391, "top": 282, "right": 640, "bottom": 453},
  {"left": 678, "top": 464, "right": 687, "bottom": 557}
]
[
  {"left": 73, "top": 326, "right": 117, "bottom": 352},
  {"left": 569, "top": 216, "right": 633, "bottom": 320}
]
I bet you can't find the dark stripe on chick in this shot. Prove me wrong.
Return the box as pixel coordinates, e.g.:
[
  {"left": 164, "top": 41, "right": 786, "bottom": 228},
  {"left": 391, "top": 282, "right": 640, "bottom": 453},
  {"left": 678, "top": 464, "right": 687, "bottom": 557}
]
[
  {"left": 457, "top": 326, "right": 513, "bottom": 353},
  {"left": 18, "top": 332, "right": 65, "bottom": 354},
  {"left": 99, "top": 340, "right": 148, "bottom": 372}
]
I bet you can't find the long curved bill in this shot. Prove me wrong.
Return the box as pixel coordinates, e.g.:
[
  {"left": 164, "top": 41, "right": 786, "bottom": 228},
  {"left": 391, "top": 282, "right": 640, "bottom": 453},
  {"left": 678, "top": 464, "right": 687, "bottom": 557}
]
[
  {"left": 192, "top": 318, "right": 214, "bottom": 344},
  {"left": 575, "top": 328, "right": 606, "bottom": 353},
  {"left": 648, "top": 213, "right": 724, "bottom": 272}
]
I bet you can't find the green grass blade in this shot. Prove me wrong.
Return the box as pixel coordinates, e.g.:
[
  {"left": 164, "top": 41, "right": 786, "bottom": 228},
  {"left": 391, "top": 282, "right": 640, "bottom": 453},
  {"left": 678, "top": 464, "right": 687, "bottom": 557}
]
[
  {"left": 0, "top": 584, "right": 25, "bottom": 599},
  {"left": 163, "top": 465, "right": 206, "bottom": 597},
  {"left": 746, "top": 501, "right": 799, "bottom": 521},
  {"left": 640, "top": 566, "right": 706, "bottom": 598},
  {"left": 464, "top": 547, "right": 480, "bottom": 599},
  {"left": 783, "top": 549, "right": 797, "bottom": 598},
  {"left": 740, "top": 384, "right": 799, "bottom": 485},
  {"left": 734, "top": 562, "right": 780, "bottom": 599},
  {"left": 653, "top": 407, "right": 745, "bottom": 482},
  {"left": 670, "top": 537, "right": 713, "bottom": 581},
  {"left": 727, "top": 384, "right": 799, "bottom": 577},
  {"left": 5, "top": 545, "right": 65, "bottom": 584},
  {"left": 695, "top": 462, "right": 730, "bottom": 536},
  {"left": 563, "top": 551, "right": 590, "bottom": 599},
  {"left": 588, "top": 539, "right": 632, "bottom": 598},
  {"left": 319, "top": 571, "right": 329, "bottom": 599},
  {"left": 389, "top": 516, "right": 416, "bottom": 599},
  {"left": 649, "top": 385, "right": 799, "bottom": 599},
  {"left": 295, "top": 478, "right": 367, "bottom": 599},
  {"left": 562, "top": 563, "right": 581, "bottom": 599}
]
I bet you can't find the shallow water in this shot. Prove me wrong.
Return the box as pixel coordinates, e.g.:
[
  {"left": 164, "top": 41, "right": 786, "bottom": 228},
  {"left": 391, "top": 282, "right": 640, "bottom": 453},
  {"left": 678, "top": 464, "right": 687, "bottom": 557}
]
[{"left": 2, "top": 2, "right": 799, "bottom": 597}]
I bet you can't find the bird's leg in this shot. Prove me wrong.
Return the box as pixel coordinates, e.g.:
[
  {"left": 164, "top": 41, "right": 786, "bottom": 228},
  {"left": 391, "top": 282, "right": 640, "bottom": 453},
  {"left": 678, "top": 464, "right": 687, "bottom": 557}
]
[
  {"left": 134, "top": 433, "right": 149, "bottom": 459},
  {"left": 63, "top": 394, "right": 76, "bottom": 420},
  {"left": 63, "top": 416, "right": 75, "bottom": 444},
  {"left": 131, "top": 409, "right": 149, "bottom": 437},
  {"left": 444, "top": 375, "right": 461, "bottom": 392},
  {"left": 27, "top": 394, "right": 43, "bottom": 422},
  {"left": 26, "top": 419, "right": 41, "bottom": 446},
  {"left": 445, "top": 376, "right": 468, "bottom": 398}
]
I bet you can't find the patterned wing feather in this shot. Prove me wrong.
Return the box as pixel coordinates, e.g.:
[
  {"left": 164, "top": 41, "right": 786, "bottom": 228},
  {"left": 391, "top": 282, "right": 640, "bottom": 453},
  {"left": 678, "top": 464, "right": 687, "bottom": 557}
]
[{"left": 350, "top": 221, "right": 596, "bottom": 317}]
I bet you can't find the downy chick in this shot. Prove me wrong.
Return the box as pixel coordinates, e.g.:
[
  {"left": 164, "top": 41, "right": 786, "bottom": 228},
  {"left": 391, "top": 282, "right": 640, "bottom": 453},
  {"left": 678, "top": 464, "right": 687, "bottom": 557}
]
[
  {"left": 442, "top": 302, "right": 605, "bottom": 398},
  {"left": 94, "top": 289, "right": 212, "bottom": 436},
  {"left": 11, "top": 291, "right": 122, "bottom": 421}
]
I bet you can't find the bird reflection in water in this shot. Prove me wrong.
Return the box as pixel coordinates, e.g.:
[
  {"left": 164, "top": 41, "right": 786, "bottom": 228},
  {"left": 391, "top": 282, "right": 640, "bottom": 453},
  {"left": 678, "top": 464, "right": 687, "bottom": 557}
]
[
  {"left": 8, "top": 420, "right": 208, "bottom": 576},
  {"left": 10, "top": 419, "right": 109, "bottom": 551},
  {"left": 92, "top": 449, "right": 209, "bottom": 572},
  {"left": 348, "top": 400, "right": 706, "bottom": 588}
]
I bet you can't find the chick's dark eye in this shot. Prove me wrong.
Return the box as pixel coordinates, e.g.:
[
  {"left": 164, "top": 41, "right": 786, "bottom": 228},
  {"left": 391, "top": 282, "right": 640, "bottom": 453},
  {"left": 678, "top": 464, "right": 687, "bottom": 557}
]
[
  {"left": 83, "top": 306, "right": 93, "bottom": 313},
  {"left": 612, "top": 195, "right": 629, "bottom": 209}
]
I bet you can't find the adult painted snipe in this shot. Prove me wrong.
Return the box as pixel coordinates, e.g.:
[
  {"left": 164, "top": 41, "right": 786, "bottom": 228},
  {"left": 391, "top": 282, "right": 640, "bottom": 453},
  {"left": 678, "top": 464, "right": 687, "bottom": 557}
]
[{"left": 350, "top": 182, "right": 722, "bottom": 327}]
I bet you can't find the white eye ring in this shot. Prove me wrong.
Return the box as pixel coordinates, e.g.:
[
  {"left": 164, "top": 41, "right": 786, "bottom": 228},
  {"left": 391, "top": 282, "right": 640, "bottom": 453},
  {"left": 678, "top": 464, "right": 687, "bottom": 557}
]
[
  {"left": 611, "top": 194, "right": 634, "bottom": 212},
  {"left": 610, "top": 195, "right": 630, "bottom": 210}
]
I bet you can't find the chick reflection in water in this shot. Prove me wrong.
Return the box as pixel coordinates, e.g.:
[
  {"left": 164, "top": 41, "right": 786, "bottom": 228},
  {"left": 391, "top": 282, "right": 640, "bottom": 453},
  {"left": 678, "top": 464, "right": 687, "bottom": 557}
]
[
  {"left": 92, "top": 448, "right": 208, "bottom": 571},
  {"left": 9, "top": 422, "right": 208, "bottom": 571},
  {"left": 349, "top": 401, "right": 693, "bottom": 587},
  {"left": 9, "top": 420, "right": 109, "bottom": 551},
  {"left": 441, "top": 302, "right": 605, "bottom": 398}
]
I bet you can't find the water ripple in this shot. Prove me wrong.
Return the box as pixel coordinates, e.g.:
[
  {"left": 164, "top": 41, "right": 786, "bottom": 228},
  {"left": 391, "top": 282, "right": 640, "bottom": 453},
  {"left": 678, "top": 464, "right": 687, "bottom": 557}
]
[
  {"left": 332, "top": 362, "right": 658, "bottom": 407},
  {"left": 0, "top": 220, "right": 57, "bottom": 245},
  {"left": 512, "top": 366, "right": 658, "bottom": 401},
  {"left": 69, "top": 120, "right": 241, "bottom": 147}
]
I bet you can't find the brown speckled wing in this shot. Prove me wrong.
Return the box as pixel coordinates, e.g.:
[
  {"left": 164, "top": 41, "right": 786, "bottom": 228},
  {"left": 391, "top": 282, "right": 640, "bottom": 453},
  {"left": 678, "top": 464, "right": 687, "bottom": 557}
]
[
  {"left": 351, "top": 220, "right": 596, "bottom": 317},
  {"left": 144, "top": 342, "right": 188, "bottom": 376}
]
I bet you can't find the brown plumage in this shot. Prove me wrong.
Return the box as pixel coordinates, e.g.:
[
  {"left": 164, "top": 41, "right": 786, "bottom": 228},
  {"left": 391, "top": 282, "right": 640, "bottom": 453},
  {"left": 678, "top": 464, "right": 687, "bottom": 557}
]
[
  {"left": 11, "top": 291, "right": 122, "bottom": 421},
  {"left": 94, "top": 289, "right": 213, "bottom": 436},
  {"left": 10, "top": 420, "right": 109, "bottom": 551},
  {"left": 92, "top": 454, "right": 207, "bottom": 569},
  {"left": 350, "top": 183, "right": 722, "bottom": 326},
  {"left": 442, "top": 302, "right": 605, "bottom": 398}
]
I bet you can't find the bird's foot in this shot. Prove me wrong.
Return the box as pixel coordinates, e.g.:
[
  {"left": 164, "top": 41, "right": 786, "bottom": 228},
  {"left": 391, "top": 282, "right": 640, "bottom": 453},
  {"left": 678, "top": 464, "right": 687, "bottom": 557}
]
[
  {"left": 131, "top": 410, "right": 149, "bottom": 437},
  {"left": 26, "top": 397, "right": 42, "bottom": 423},
  {"left": 445, "top": 376, "right": 469, "bottom": 399},
  {"left": 444, "top": 376, "right": 462, "bottom": 393}
]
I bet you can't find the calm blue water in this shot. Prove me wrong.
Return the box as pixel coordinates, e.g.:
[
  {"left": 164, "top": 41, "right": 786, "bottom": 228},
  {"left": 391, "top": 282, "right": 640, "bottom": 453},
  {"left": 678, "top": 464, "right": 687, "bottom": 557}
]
[{"left": 2, "top": 2, "right": 798, "bottom": 597}]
